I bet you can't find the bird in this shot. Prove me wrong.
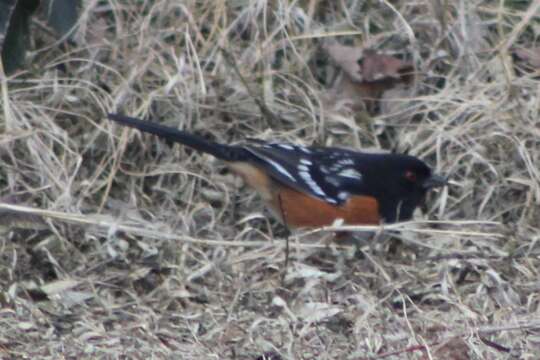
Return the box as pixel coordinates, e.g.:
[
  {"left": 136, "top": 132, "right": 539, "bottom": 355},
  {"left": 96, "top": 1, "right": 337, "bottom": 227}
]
[{"left": 107, "top": 113, "right": 447, "bottom": 229}]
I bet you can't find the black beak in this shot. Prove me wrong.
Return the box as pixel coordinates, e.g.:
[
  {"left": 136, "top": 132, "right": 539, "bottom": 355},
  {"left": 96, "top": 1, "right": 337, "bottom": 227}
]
[{"left": 422, "top": 174, "right": 448, "bottom": 189}]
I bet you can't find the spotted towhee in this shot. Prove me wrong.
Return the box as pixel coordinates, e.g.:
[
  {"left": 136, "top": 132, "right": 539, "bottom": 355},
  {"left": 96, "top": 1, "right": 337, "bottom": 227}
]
[{"left": 107, "top": 113, "right": 447, "bottom": 228}]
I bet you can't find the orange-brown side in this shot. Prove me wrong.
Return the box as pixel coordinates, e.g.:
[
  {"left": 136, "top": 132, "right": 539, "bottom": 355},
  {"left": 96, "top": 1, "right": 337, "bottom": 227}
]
[
  {"left": 227, "top": 161, "right": 275, "bottom": 201},
  {"left": 227, "top": 161, "right": 380, "bottom": 228},
  {"left": 277, "top": 186, "right": 380, "bottom": 228}
]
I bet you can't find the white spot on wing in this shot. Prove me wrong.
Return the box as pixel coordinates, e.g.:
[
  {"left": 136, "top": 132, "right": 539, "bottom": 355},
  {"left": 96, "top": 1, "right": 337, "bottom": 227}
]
[
  {"left": 338, "top": 158, "right": 355, "bottom": 166},
  {"left": 338, "top": 191, "right": 349, "bottom": 200},
  {"left": 300, "top": 158, "right": 312, "bottom": 165},
  {"left": 264, "top": 158, "right": 296, "bottom": 183},
  {"left": 244, "top": 146, "right": 297, "bottom": 183},
  {"left": 338, "top": 168, "right": 363, "bottom": 180},
  {"left": 276, "top": 143, "right": 294, "bottom": 150},
  {"left": 299, "top": 170, "right": 326, "bottom": 197},
  {"left": 324, "top": 176, "right": 341, "bottom": 187}
]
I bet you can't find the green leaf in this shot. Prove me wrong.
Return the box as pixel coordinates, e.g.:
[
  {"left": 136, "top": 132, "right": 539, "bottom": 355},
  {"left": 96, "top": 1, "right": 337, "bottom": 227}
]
[
  {"left": 0, "top": 0, "right": 40, "bottom": 74},
  {"left": 44, "top": 0, "right": 80, "bottom": 38}
]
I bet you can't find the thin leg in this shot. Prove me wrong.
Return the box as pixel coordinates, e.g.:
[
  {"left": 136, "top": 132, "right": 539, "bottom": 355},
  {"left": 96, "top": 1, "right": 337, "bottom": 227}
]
[
  {"left": 277, "top": 193, "right": 291, "bottom": 285},
  {"left": 280, "top": 229, "right": 291, "bottom": 286}
]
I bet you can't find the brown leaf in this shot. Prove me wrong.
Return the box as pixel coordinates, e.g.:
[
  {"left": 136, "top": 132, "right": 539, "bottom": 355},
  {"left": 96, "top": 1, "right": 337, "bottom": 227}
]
[
  {"left": 513, "top": 47, "right": 540, "bottom": 69},
  {"left": 359, "top": 49, "right": 413, "bottom": 82},
  {"left": 323, "top": 41, "right": 364, "bottom": 82},
  {"left": 420, "top": 337, "right": 470, "bottom": 360},
  {"left": 434, "top": 339, "right": 470, "bottom": 360},
  {"left": 323, "top": 41, "right": 413, "bottom": 83},
  {"left": 325, "top": 75, "right": 398, "bottom": 113},
  {"left": 322, "top": 41, "right": 414, "bottom": 114}
]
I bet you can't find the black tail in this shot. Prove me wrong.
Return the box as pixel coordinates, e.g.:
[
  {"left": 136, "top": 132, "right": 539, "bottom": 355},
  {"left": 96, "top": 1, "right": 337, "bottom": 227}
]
[{"left": 107, "top": 113, "right": 244, "bottom": 161}]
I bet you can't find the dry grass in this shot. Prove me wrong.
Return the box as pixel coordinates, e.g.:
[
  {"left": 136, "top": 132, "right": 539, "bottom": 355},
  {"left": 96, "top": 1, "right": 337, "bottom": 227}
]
[{"left": 1, "top": 1, "right": 540, "bottom": 359}]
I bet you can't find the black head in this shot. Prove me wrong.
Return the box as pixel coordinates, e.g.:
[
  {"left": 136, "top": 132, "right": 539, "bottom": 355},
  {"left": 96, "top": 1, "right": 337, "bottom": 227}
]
[{"left": 356, "top": 153, "right": 447, "bottom": 222}]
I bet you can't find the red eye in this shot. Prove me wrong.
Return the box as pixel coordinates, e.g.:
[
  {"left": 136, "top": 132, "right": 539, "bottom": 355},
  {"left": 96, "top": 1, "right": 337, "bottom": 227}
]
[{"left": 405, "top": 170, "right": 417, "bottom": 182}]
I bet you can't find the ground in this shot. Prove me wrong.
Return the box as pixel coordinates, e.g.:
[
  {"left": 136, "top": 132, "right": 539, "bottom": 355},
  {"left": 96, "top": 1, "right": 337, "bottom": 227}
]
[{"left": 1, "top": 1, "right": 540, "bottom": 359}]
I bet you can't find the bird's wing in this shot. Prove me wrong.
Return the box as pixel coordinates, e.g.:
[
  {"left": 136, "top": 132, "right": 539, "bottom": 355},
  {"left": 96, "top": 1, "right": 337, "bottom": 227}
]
[{"left": 243, "top": 143, "right": 368, "bottom": 205}]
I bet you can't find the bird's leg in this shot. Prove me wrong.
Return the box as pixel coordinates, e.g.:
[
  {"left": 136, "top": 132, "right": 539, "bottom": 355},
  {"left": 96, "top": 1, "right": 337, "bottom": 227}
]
[
  {"left": 277, "top": 193, "right": 291, "bottom": 286},
  {"left": 281, "top": 230, "right": 291, "bottom": 286}
]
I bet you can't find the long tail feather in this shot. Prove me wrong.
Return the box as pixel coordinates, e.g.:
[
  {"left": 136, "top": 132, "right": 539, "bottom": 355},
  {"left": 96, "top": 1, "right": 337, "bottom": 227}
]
[{"left": 107, "top": 113, "right": 243, "bottom": 161}]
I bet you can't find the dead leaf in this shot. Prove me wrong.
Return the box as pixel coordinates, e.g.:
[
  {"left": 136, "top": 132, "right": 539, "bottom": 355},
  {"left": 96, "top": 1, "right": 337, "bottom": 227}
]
[
  {"left": 512, "top": 47, "right": 540, "bottom": 70},
  {"left": 322, "top": 41, "right": 364, "bottom": 82},
  {"left": 323, "top": 41, "right": 413, "bottom": 83},
  {"left": 420, "top": 337, "right": 470, "bottom": 360},
  {"left": 359, "top": 49, "right": 413, "bottom": 82},
  {"left": 322, "top": 41, "right": 414, "bottom": 114}
]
